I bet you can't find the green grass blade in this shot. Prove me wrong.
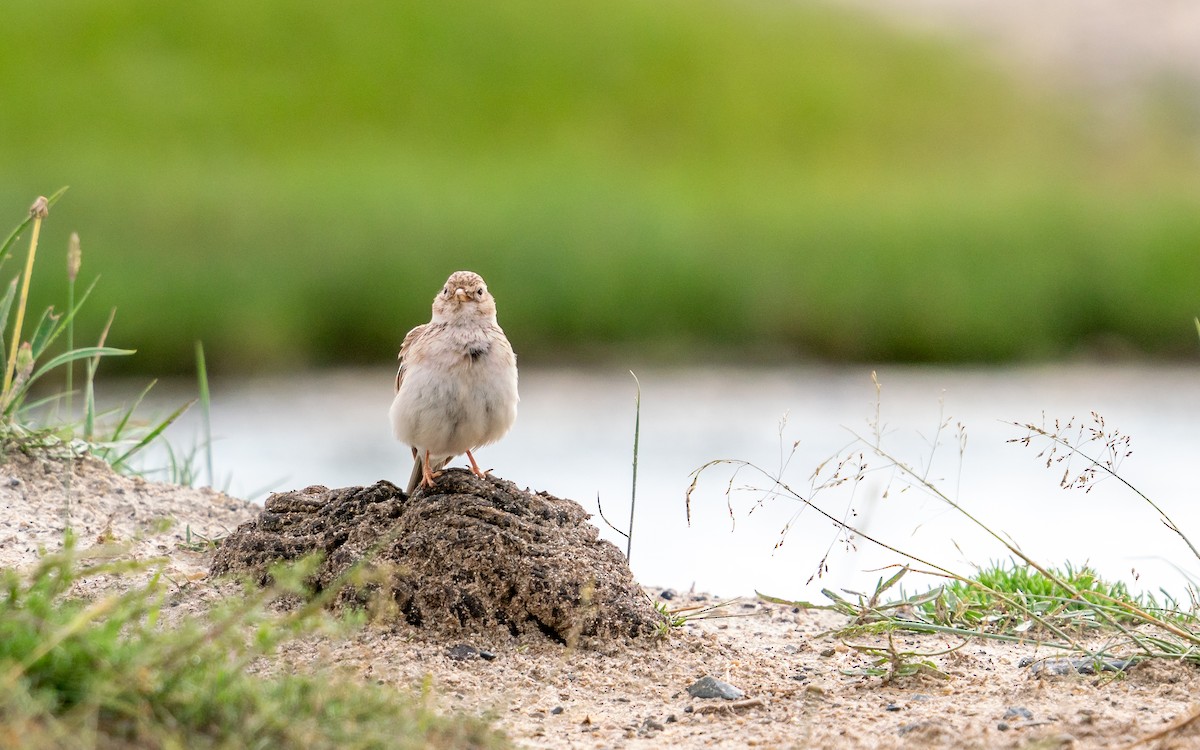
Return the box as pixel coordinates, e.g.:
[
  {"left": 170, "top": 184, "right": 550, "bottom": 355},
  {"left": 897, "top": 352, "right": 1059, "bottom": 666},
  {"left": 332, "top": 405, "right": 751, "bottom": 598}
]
[
  {"left": 0, "top": 277, "right": 18, "bottom": 378},
  {"left": 29, "top": 277, "right": 99, "bottom": 361},
  {"left": 109, "top": 379, "right": 158, "bottom": 443},
  {"left": 30, "top": 346, "right": 135, "bottom": 384},
  {"left": 111, "top": 399, "right": 197, "bottom": 470},
  {"left": 195, "top": 341, "right": 213, "bottom": 487},
  {"left": 28, "top": 307, "right": 61, "bottom": 359},
  {"left": 7, "top": 346, "right": 135, "bottom": 417},
  {"left": 627, "top": 370, "right": 641, "bottom": 563}
]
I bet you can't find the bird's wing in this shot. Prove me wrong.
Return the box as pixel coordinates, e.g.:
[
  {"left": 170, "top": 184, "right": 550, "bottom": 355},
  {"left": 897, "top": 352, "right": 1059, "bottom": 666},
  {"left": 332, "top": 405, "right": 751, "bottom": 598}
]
[{"left": 395, "top": 323, "right": 427, "bottom": 393}]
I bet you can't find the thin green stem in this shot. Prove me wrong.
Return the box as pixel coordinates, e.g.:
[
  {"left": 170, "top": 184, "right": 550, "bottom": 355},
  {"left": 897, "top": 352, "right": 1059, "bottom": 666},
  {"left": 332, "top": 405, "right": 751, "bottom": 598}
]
[
  {"left": 4, "top": 210, "right": 42, "bottom": 395},
  {"left": 195, "top": 341, "right": 213, "bottom": 487},
  {"left": 1012, "top": 421, "right": 1200, "bottom": 566},
  {"left": 626, "top": 370, "right": 640, "bottom": 563}
]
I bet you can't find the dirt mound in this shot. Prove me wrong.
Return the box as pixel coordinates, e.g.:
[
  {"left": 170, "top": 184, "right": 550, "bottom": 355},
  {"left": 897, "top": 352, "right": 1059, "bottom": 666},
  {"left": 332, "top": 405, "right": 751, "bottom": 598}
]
[{"left": 211, "top": 469, "right": 664, "bottom": 644}]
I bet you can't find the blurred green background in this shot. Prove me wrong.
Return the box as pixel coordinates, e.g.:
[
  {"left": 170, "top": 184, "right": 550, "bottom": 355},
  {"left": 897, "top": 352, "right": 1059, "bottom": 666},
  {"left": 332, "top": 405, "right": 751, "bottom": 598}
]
[{"left": 3, "top": 0, "right": 1199, "bottom": 374}]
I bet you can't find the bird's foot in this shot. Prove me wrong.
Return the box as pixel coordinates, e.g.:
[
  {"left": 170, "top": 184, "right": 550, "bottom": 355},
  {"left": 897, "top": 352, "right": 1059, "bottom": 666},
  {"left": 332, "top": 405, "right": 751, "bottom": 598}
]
[
  {"left": 420, "top": 451, "right": 444, "bottom": 488},
  {"left": 466, "top": 450, "right": 490, "bottom": 479},
  {"left": 420, "top": 468, "right": 444, "bottom": 488}
]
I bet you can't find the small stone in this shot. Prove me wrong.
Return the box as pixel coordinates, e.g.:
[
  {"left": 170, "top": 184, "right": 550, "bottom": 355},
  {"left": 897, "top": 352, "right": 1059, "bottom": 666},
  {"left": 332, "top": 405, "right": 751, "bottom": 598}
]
[
  {"left": 447, "top": 643, "right": 480, "bottom": 661},
  {"left": 660, "top": 589, "right": 676, "bottom": 600},
  {"left": 550, "top": 706, "right": 564, "bottom": 715},
  {"left": 1004, "top": 706, "right": 1034, "bottom": 721},
  {"left": 1025, "top": 657, "right": 1138, "bottom": 676},
  {"left": 819, "top": 647, "right": 836, "bottom": 657},
  {"left": 687, "top": 675, "right": 745, "bottom": 700},
  {"left": 885, "top": 703, "right": 901, "bottom": 712},
  {"left": 665, "top": 714, "right": 677, "bottom": 723},
  {"left": 637, "top": 717, "right": 664, "bottom": 736},
  {"left": 997, "top": 721, "right": 1011, "bottom": 731},
  {"left": 479, "top": 650, "right": 496, "bottom": 661}
]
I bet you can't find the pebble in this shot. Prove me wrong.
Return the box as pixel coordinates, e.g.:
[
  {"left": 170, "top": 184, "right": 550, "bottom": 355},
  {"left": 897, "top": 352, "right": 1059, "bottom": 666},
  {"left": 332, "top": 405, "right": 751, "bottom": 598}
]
[
  {"left": 885, "top": 703, "right": 902, "bottom": 712},
  {"left": 447, "top": 643, "right": 481, "bottom": 661},
  {"left": 687, "top": 675, "right": 746, "bottom": 700},
  {"left": 638, "top": 717, "right": 664, "bottom": 736},
  {"left": 1025, "top": 657, "right": 1137, "bottom": 676},
  {"left": 550, "top": 706, "right": 564, "bottom": 715},
  {"left": 1004, "top": 706, "right": 1034, "bottom": 720},
  {"left": 660, "top": 589, "right": 676, "bottom": 600}
]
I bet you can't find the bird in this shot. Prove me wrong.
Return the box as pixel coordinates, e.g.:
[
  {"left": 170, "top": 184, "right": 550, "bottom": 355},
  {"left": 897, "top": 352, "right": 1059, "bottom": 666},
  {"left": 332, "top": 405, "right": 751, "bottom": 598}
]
[{"left": 390, "top": 270, "right": 519, "bottom": 494}]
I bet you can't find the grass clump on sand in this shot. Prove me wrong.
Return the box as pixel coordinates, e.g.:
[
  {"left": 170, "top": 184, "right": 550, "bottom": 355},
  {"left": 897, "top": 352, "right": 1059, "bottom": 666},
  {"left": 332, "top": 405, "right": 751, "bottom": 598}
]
[
  {"left": 0, "top": 191, "right": 191, "bottom": 475},
  {"left": 691, "top": 372, "right": 1200, "bottom": 676},
  {"left": 0, "top": 539, "right": 509, "bottom": 750},
  {"left": 921, "top": 560, "right": 1168, "bottom": 631}
]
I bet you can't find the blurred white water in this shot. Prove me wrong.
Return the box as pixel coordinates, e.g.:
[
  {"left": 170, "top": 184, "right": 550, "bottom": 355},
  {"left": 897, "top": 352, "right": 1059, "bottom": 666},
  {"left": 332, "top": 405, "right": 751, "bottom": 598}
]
[{"left": 130, "top": 363, "right": 1199, "bottom": 603}]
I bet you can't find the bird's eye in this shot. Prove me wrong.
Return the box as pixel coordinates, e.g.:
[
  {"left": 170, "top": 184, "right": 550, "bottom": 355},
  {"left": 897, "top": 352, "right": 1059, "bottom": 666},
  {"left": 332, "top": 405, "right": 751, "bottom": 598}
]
[{"left": 475, "top": 288, "right": 485, "bottom": 297}]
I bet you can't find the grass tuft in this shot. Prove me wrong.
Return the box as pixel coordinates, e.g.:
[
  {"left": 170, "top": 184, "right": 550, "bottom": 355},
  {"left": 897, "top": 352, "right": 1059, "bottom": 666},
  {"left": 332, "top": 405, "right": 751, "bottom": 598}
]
[
  {"left": 0, "top": 536, "right": 509, "bottom": 749},
  {"left": 0, "top": 194, "right": 192, "bottom": 477}
]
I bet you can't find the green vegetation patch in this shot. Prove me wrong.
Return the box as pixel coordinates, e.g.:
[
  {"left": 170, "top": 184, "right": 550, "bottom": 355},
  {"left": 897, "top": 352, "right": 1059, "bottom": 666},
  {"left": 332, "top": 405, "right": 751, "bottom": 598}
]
[
  {"left": 4, "top": 0, "right": 1200, "bottom": 371},
  {"left": 0, "top": 541, "right": 509, "bottom": 750}
]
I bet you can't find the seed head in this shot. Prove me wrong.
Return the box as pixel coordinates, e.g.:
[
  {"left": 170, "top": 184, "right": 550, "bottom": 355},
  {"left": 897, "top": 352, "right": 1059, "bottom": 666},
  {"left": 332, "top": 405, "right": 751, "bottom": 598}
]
[
  {"left": 29, "top": 196, "right": 49, "bottom": 219},
  {"left": 68, "top": 232, "right": 82, "bottom": 282}
]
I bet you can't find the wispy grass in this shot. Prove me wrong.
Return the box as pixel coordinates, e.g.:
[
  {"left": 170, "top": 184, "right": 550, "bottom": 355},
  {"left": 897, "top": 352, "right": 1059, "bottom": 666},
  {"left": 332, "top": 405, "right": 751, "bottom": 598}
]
[
  {"left": 0, "top": 537, "right": 509, "bottom": 749},
  {"left": 690, "top": 371, "right": 1200, "bottom": 674}
]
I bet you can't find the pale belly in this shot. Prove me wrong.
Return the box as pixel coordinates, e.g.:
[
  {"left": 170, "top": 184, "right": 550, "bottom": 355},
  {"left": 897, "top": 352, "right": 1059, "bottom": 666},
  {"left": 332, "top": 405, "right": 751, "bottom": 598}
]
[{"left": 390, "top": 356, "right": 518, "bottom": 459}]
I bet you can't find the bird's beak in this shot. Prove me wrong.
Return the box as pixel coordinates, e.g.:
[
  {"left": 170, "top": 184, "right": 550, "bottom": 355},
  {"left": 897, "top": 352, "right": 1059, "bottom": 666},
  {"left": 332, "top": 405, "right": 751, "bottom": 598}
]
[{"left": 454, "top": 288, "right": 469, "bottom": 302}]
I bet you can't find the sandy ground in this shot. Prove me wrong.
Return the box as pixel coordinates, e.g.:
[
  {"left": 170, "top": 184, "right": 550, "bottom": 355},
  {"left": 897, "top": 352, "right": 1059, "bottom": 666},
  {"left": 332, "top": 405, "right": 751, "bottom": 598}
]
[{"left": 4, "top": 452, "right": 1200, "bottom": 749}]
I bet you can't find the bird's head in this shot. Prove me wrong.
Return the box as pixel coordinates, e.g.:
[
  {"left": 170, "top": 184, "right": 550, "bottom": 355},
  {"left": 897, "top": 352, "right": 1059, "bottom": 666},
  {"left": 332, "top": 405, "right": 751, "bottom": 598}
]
[{"left": 431, "top": 270, "right": 497, "bottom": 321}]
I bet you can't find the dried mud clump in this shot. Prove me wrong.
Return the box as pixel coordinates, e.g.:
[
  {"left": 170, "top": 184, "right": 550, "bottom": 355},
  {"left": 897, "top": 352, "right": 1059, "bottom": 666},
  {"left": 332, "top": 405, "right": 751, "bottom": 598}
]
[{"left": 211, "top": 469, "right": 663, "bottom": 644}]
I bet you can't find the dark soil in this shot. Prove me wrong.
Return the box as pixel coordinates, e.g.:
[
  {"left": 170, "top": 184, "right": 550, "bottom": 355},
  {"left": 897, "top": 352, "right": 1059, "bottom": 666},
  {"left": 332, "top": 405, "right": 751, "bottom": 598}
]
[{"left": 211, "top": 468, "right": 665, "bottom": 645}]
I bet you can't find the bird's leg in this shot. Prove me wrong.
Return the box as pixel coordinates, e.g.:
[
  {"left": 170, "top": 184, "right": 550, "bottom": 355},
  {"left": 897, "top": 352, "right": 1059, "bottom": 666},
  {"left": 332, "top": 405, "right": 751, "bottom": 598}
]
[
  {"left": 421, "top": 449, "right": 442, "bottom": 488},
  {"left": 466, "top": 450, "right": 489, "bottom": 479}
]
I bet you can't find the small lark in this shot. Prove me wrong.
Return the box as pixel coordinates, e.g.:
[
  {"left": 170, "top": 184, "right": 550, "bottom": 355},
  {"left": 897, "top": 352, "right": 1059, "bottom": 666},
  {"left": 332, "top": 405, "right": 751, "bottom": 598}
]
[{"left": 390, "top": 271, "right": 519, "bottom": 494}]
